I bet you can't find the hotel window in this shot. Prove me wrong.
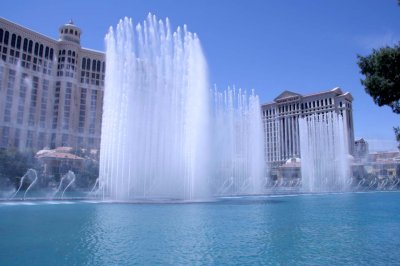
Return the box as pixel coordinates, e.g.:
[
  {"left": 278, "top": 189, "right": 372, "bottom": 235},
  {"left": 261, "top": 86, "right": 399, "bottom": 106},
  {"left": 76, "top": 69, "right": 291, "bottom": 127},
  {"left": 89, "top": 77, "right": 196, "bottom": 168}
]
[
  {"left": 89, "top": 90, "right": 97, "bottom": 134},
  {"left": 0, "top": 65, "right": 3, "bottom": 88},
  {"left": 4, "top": 69, "right": 16, "bottom": 122},
  {"left": 28, "top": 76, "right": 39, "bottom": 126},
  {"left": 39, "top": 44, "right": 43, "bottom": 57},
  {"left": 23, "top": 38, "right": 28, "bottom": 51},
  {"left": 26, "top": 130, "right": 33, "bottom": 148},
  {"left": 0, "top": 28, "right": 3, "bottom": 43},
  {"left": 14, "top": 128, "right": 20, "bottom": 147},
  {"left": 4, "top": 31, "right": 9, "bottom": 45},
  {"left": 82, "top": 57, "right": 86, "bottom": 69},
  {"left": 1, "top": 127, "right": 9, "bottom": 147},
  {"left": 39, "top": 79, "right": 49, "bottom": 128},
  {"left": 79, "top": 88, "right": 87, "bottom": 133},
  {"left": 11, "top": 34, "right": 16, "bottom": 47},
  {"left": 45, "top": 47, "right": 49, "bottom": 59},
  {"left": 16, "top": 36, "right": 22, "bottom": 50},
  {"left": 28, "top": 40, "right": 33, "bottom": 53},
  {"left": 17, "top": 74, "right": 28, "bottom": 125},
  {"left": 92, "top": 60, "right": 97, "bottom": 71},
  {"left": 52, "top": 82, "right": 61, "bottom": 129},
  {"left": 88, "top": 137, "right": 95, "bottom": 147},
  {"left": 50, "top": 133, "right": 56, "bottom": 148},
  {"left": 61, "top": 134, "right": 69, "bottom": 146},
  {"left": 37, "top": 132, "right": 45, "bottom": 149},
  {"left": 62, "top": 83, "right": 72, "bottom": 130}
]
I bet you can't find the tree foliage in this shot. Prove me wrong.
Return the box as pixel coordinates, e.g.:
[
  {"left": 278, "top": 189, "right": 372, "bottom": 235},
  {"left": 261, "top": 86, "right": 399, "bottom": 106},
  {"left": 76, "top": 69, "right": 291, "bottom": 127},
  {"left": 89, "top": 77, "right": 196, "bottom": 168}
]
[
  {"left": 0, "top": 148, "right": 38, "bottom": 186},
  {"left": 357, "top": 44, "right": 400, "bottom": 114}
]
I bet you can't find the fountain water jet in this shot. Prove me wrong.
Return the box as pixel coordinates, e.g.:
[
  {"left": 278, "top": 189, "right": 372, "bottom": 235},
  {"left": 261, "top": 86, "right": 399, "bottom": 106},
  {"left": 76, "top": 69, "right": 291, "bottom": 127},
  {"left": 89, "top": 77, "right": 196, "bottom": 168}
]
[
  {"left": 99, "top": 15, "right": 266, "bottom": 201},
  {"left": 61, "top": 171, "right": 76, "bottom": 199},
  {"left": 299, "top": 112, "right": 350, "bottom": 192},
  {"left": 10, "top": 169, "right": 38, "bottom": 200},
  {"left": 100, "top": 15, "right": 210, "bottom": 201},
  {"left": 54, "top": 171, "right": 76, "bottom": 198},
  {"left": 213, "top": 87, "right": 265, "bottom": 195},
  {"left": 90, "top": 178, "right": 100, "bottom": 194}
]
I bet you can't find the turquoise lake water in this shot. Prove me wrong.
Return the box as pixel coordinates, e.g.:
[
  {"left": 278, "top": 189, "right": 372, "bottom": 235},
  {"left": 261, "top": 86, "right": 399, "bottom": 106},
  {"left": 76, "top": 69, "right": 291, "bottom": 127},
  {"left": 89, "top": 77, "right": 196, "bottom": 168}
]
[{"left": 1, "top": 192, "right": 399, "bottom": 265}]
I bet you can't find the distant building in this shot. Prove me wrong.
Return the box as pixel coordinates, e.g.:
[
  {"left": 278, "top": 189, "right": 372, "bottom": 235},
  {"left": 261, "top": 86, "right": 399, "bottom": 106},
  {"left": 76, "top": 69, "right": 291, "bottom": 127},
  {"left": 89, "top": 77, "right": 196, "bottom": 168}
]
[
  {"left": 36, "top": 147, "right": 84, "bottom": 177},
  {"left": 277, "top": 157, "right": 301, "bottom": 183},
  {"left": 354, "top": 138, "right": 369, "bottom": 161},
  {"left": 0, "top": 17, "right": 104, "bottom": 151},
  {"left": 262, "top": 87, "right": 355, "bottom": 167}
]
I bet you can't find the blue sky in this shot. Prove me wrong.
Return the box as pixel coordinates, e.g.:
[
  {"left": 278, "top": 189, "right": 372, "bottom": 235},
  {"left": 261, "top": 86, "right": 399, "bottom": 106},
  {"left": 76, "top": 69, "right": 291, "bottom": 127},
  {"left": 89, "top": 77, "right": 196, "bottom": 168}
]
[{"left": 2, "top": 0, "right": 399, "bottom": 150}]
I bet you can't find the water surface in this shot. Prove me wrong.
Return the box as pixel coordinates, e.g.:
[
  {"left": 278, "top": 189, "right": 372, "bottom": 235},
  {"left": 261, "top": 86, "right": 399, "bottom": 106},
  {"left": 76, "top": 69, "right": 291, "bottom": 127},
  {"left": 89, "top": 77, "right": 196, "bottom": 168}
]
[{"left": 1, "top": 192, "right": 399, "bottom": 265}]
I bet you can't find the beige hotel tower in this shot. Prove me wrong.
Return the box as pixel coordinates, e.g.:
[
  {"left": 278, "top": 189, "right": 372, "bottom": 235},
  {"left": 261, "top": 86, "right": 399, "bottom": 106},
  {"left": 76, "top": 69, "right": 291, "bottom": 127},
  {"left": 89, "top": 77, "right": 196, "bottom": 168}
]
[{"left": 0, "top": 17, "right": 105, "bottom": 151}]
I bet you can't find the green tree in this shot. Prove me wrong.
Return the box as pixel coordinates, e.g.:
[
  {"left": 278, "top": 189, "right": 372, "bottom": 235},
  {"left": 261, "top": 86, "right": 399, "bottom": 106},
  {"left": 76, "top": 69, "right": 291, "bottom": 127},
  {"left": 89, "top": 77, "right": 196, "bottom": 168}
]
[
  {"left": 357, "top": 44, "right": 400, "bottom": 114},
  {"left": 357, "top": 44, "right": 400, "bottom": 147},
  {"left": 0, "top": 148, "right": 38, "bottom": 187}
]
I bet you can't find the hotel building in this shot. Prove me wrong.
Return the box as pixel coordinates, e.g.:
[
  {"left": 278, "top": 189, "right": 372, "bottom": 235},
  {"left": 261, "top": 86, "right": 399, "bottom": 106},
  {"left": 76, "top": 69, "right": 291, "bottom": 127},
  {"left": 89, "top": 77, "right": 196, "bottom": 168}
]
[
  {"left": 0, "top": 17, "right": 105, "bottom": 151},
  {"left": 262, "top": 88, "right": 355, "bottom": 167}
]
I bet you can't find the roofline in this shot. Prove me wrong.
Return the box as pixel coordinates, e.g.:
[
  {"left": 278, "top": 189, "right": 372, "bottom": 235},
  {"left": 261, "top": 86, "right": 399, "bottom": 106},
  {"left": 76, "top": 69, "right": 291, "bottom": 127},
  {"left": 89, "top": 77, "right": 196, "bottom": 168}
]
[
  {"left": 273, "top": 90, "right": 302, "bottom": 102},
  {"left": 261, "top": 87, "right": 352, "bottom": 106},
  {"left": 0, "top": 16, "right": 105, "bottom": 54},
  {"left": 81, "top": 47, "right": 104, "bottom": 55},
  {"left": 0, "top": 16, "right": 58, "bottom": 44}
]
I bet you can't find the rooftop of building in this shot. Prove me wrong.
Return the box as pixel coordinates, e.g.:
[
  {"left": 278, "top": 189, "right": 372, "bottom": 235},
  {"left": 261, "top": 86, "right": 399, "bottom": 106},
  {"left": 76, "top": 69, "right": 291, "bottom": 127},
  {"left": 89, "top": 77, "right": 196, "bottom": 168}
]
[
  {"left": 36, "top": 147, "right": 84, "bottom": 161},
  {"left": 0, "top": 16, "right": 104, "bottom": 55},
  {"left": 262, "top": 87, "right": 352, "bottom": 106}
]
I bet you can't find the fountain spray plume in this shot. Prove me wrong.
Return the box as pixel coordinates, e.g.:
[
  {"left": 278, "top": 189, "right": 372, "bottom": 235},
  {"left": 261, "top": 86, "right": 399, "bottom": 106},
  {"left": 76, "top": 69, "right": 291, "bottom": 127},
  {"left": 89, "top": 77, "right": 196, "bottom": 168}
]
[
  {"left": 212, "top": 86, "right": 265, "bottom": 195},
  {"left": 100, "top": 14, "right": 210, "bottom": 201},
  {"left": 299, "top": 112, "right": 350, "bottom": 192}
]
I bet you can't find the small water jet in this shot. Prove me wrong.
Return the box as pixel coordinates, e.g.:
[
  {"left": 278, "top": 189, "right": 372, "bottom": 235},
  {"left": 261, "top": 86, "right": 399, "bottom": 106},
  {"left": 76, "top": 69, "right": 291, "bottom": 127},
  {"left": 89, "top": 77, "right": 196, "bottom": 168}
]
[
  {"left": 10, "top": 169, "right": 38, "bottom": 200},
  {"left": 61, "top": 172, "right": 76, "bottom": 199},
  {"left": 54, "top": 171, "right": 76, "bottom": 199},
  {"left": 90, "top": 178, "right": 100, "bottom": 193}
]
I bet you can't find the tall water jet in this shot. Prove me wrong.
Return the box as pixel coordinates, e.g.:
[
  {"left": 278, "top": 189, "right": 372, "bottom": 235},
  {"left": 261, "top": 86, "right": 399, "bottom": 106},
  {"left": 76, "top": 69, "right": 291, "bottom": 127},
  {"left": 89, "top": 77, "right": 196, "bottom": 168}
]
[
  {"left": 100, "top": 15, "right": 210, "bottom": 201},
  {"left": 213, "top": 87, "right": 265, "bottom": 195},
  {"left": 299, "top": 112, "right": 350, "bottom": 192}
]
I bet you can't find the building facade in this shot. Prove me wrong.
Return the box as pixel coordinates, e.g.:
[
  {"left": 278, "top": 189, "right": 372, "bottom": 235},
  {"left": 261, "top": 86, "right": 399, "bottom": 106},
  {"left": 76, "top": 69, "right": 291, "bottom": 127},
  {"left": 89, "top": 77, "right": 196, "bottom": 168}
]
[
  {"left": 0, "top": 17, "right": 104, "bottom": 151},
  {"left": 262, "top": 87, "right": 355, "bottom": 167},
  {"left": 354, "top": 138, "right": 369, "bottom": 161}
]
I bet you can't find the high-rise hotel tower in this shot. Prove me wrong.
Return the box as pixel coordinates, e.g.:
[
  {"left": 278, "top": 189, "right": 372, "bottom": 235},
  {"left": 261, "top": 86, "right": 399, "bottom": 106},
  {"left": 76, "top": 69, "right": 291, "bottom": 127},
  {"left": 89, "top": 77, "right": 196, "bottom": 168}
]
[
  {"left": 0, "top": 17, "right": 105, "bottom": 150},
  {"left": 262, "top": 88, "right": 355, "bottom": 167}
]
